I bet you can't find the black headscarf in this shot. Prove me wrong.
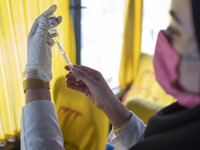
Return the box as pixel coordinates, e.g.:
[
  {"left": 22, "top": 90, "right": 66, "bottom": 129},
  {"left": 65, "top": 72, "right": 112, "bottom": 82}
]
[
  {"left": 130, "top": 103, "right": 200, "bottom": 150},
  {"left": 192, "top": 0, "right": 200, "bottom": 95},
  {"left": 192, "top": 0, "right": 200, "bottom": 54}
]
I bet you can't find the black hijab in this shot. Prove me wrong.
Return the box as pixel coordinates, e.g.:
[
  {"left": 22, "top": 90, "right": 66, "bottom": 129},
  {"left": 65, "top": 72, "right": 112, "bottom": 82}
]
[{"left": 192, "top": 0, "right": 200, "bottom": 54}]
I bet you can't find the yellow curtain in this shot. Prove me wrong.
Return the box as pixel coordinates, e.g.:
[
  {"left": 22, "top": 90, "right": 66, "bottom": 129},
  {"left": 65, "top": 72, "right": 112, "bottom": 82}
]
[
  {"left": 0, "top": 0, "right": 76, "bottom": 145},
  {"left": 119, "top": 0, "right": 143, "bottom": 90}
]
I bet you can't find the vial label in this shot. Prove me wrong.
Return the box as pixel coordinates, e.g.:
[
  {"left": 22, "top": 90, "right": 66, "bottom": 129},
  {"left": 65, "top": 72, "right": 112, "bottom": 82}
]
[{"left": 48, "top": 28, "right": 57, "bottom": 35}]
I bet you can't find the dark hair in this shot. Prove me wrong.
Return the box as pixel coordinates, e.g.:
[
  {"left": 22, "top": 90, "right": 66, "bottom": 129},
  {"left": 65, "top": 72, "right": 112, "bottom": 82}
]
[{"left": 192, "top": 0, "right": 200, "bottom": 55}]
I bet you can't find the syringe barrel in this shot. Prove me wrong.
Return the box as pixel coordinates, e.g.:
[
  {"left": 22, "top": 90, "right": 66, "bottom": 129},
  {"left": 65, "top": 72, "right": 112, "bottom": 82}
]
[{"left": 60, "top": 49, "right": 73, "bottom": 69}]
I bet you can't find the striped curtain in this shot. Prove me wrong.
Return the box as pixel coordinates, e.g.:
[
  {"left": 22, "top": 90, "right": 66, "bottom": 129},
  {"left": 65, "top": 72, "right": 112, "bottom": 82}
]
[{"left": 0, "top": 0, "right": 76, "bottom": 145}]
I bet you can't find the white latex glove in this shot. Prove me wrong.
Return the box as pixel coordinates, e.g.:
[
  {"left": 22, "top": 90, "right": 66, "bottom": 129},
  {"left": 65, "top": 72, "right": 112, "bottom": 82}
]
[{"left": 23, "top": 5, "right": 62, "bottom": 82}]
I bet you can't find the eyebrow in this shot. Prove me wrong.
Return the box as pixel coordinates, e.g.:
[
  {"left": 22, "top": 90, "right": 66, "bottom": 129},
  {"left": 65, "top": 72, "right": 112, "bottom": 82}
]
[{"left": 170, "top": 10, "right": 182, "bottom": 25}]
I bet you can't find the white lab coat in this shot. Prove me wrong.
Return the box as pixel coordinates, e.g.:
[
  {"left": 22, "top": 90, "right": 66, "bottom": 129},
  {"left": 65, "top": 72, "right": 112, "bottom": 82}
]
[
  {"left": 20, "top": 100, "right": 65, "bottom": 150},
  {"left": 107, "top": 112, "right": 146, "bottom": 150},
  {"left": 20, "top": 100, "right": 146, "bottom": 150}
]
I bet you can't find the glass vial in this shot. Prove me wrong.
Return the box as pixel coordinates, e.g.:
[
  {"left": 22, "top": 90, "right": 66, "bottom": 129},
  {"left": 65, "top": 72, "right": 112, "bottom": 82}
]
[{"left": 47, "top": 15, "right": 58, "bottom": 37}]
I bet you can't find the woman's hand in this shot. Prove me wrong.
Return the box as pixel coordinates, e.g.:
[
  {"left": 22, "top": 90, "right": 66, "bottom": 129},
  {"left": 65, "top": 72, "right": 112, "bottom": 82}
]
[
  {"left": 65, "top": 65, "right": 131, "bottom": 129},
  {"left": 65, "top": 65, "right": 117, "bottom": 110}
]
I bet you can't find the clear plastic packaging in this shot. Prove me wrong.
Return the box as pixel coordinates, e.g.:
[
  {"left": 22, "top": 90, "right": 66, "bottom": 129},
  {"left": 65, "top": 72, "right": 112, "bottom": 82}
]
[{"left": 47, "top": 15, "right": 58, "bottom": 36}]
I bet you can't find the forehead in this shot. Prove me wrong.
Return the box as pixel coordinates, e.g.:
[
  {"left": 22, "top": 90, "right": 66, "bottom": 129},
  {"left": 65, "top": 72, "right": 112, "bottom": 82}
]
[{"left": 171, "top": 0, "right": 195, "bottom": 35}]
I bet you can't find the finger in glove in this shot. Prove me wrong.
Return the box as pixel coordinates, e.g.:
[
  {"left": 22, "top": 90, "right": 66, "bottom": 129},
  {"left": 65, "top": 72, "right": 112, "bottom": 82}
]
[{"left": 42, "top": 4, "right": 57, "bottom": 17}]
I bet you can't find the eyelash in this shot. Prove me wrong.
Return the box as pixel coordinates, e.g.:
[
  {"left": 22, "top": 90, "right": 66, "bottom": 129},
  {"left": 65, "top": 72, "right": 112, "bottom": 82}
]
[{"left": 167, "top": 27, "right": 181, "bottom": 36}]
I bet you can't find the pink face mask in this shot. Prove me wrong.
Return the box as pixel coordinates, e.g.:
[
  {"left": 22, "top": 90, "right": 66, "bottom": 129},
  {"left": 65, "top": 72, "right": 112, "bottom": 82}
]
[{"left": 153, "top": 30, "right": 200, "bottom": 109}]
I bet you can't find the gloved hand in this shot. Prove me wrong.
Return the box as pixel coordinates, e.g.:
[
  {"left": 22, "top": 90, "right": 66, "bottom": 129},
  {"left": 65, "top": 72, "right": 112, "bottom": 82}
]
[
  {"left": 65, "top": 65, "right": 118, "bottom": 110},
  {"left": 23, "top": 5, "right": 62, "bottom": 82}
]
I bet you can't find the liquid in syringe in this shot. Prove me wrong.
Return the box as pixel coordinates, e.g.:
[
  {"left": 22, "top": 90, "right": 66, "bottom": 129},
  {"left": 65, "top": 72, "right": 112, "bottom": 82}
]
[{"left": 55, "top": 39, "right": 73, "bottom": 70}]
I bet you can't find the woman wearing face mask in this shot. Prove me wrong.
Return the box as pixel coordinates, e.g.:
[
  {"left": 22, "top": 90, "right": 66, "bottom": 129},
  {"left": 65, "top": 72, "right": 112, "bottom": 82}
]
[
  {"left": 66, "top": 0, "right": 200, "bottom": 149},
  {"left": 21, "top": 0, "right": 200, "bottom": 149}
]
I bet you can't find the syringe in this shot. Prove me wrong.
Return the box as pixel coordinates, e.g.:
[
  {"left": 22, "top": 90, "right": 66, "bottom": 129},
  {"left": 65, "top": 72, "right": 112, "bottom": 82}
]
[{"left": 54, "top": 39, "right": 73, "bottom": 70}]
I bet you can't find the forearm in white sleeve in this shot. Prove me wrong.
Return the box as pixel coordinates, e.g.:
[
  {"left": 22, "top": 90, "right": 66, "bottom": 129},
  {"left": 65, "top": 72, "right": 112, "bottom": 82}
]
[
  {"left": 20, "top": 100, "right": 65, "bottom": 150},
  {"left": 107, "top": 112, "right": 147, "bottom": 150}
]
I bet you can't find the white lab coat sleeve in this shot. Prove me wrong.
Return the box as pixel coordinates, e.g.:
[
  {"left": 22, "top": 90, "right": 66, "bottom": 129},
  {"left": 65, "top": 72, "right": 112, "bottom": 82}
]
[
  {"left": 106, "top": 112, "right": 147, "bottom": 150},
  {"left": 20, "top": 100, "right": 65, "bottom": 150}
]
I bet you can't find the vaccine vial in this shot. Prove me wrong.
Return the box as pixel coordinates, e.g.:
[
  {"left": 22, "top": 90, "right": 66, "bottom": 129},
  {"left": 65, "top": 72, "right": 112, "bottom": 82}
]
[{"left": 47, "top": 15, "right": 58, "bottom": 37}]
